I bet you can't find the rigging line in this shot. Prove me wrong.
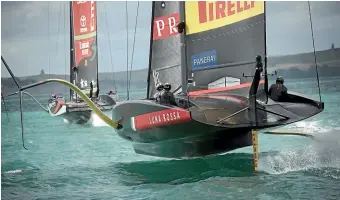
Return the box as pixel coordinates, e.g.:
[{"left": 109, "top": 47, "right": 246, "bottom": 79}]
[
  {"left": 126, "top": 1, "right": 130, "bottom": 100},
  {"left": 23, "top": 91, "right": 49, "bottom": 112},
  {"left": 128, "top": 1, "right": 140, "bottom": 94},
  {"left": 308, "top": 1, "right": 322, "bottom": 102},
  {"left": 103, "top": 2, "right": 117, "bottom": 92},
  {"left": 56, "top": 1, "right": 62, "bottom": 57},
  {"left": 47, "top": 1, "right": 50, "bottom": 79},
  {"left": 64, "top": 2, "right": 67, "bottom": 95},
  {"left": 19, "top": 91, "right": 27, "bottom": 150},
  {"left": 1, "top": 93, "right": 10, "bottom": 121},
  {"left": 5, "top": 91, "right": 49, "bottom": 112}
]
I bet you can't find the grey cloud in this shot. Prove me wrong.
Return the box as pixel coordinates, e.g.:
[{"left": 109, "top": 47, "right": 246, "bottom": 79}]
[
  {"left": 2, "top": 1, "right": 151, "bottom": 77},
  {"left": 266, "top": 1, "right": 340, "bottom": 56},
  {"left": 2, "top": 1, "right": 340, "bottom": 77},
  {"left": 2, "top": 1, "right": 68, "bottom": 40}
]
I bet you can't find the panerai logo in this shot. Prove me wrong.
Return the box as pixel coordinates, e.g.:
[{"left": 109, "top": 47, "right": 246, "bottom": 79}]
[{"left": 191, "top": 49, "right": 217, "bottom": 71}]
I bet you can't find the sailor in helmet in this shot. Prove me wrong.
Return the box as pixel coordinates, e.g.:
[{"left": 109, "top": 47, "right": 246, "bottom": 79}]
[
  {"left": 154, "top": 83, "right": 164, "bottom": 102},
  {"left": 160, "top": 82, "right": 177, "bottom": 106},
  {"left": 107, "top": 89, "right": 115, "bottom": 95},
  {"left": 268, "top": 76, "right": 288, "bottom": 102}
]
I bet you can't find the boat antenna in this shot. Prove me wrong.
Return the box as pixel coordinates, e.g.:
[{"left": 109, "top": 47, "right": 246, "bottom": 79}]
[
  {"left": 1, "top": 55, "right": 27, "bottom": 150},
  {"left": 1, "top": 92, "right": 10, "bottom": 121},
  {"left": 127, "top": 1, "right": 140, "bottom": 96},
  {"left": 307, "top": 1, "right": 322, "bottom": 102}
]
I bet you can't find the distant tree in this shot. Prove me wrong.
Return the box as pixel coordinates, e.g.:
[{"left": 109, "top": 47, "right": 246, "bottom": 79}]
[
  {"left": 331, "top": 43, "right": 335, "bottom": 49},
  {"left": 40, "top": 69, "right": 45, "bottom": 75}
]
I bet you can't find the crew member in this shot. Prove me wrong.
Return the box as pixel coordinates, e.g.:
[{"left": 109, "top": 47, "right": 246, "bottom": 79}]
[
  {"left": 107, "top": 90, "right": 115, "bottom": 95},
  {"left": 89, "top": 81, "right": 93, "bottom": 98},
  {"left": 96, "top": 82, "right": 100, "bottom": 97},
  {"left": 268, "top": 76, "right": 288, "bottom": 102},
  {"left": 160, "top": 82, "right": 177, "bottom": 106},
  {"left": 154, "top": 83, "right": 164, "bottom": 102}
]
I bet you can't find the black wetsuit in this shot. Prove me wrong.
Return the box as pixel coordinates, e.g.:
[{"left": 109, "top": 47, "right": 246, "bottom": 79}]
[
  {"left": 89, "top": 82, "right": 93, "bottom": 98},
  {"left": 159, "top": 90, "right": 176, "bottom": 105},
  {"left": 154, "top": 91, "right": 162, "bottom": 102},
  {"left": 268, "top": 83, "right": 288, "bottom": 102}
]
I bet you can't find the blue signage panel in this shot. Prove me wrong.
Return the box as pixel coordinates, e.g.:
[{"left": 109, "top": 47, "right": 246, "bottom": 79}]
[{"left": 191, "top": 50, "right": 217, "bottom": 71}]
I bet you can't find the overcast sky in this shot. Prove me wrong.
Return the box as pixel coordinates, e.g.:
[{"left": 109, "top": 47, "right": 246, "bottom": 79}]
[{"left": 2, "top": 1, "right": 340, "bottom": 77}]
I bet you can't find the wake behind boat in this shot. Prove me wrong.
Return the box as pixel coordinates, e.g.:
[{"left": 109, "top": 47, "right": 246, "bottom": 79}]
[{"left": 46, "top": 1, "right": 118, "bottom": 124}]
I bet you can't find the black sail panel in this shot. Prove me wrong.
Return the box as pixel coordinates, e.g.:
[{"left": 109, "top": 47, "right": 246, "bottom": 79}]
[
  {"left": 71, "top": 1, "right": 99, "bottom": 100},
  {"left": 184, "top": 1, "right": 266, "bottom": 98},
  {"left": 147, "top": 1, "right": 182, "bottom": 99},
  {"left": 184, "top": 1, "right": 267, "bottom": 127}
]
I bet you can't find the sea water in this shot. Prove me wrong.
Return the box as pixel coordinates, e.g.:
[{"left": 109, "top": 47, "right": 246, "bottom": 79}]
[{"left": 2, "top": 77, "right": 340, "bottom": 200}]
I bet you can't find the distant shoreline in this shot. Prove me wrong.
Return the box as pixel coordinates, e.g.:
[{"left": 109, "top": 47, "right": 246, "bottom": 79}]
[{"left": 2, "top": 47, "right": 340, "bottom": 94}]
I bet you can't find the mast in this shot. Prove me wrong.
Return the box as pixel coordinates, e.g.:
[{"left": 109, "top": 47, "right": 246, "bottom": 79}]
[
  {"left": 179, "top": 1, "right": 187, "bottom": 95},
  {"left": 95, "top": 2, "right": 99, "bottom": 97},
  {"left": 264, "top": 1, "right": 268, "bottom": 100},
  {"left": 69, "top": 1, "right": 74, "bottom": 101},
  {"left": 146, "top": 1, "right": 155, "bottom": 98}
]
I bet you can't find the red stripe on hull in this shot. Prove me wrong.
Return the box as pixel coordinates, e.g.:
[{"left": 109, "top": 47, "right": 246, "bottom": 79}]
[
  {"left": 132, "top": 108, "right": 191, "bottom": 131},
  {"left": 205, "top": 95, "right": 248, "bottom": 105},
  {"left": 53, "top": 100, "right": 66, "bottom": 114},
  {"left": 189, "top": 80, "right": 265, "bottom": 96}
]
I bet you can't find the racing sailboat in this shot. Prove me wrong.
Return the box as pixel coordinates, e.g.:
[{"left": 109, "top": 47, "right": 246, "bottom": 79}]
[
  {"left": 110, "top": 1, "right": 324, "bottom": 158},
  {"left": 2, "top": 1, "right": 324, "bottom": 171},
  {"left": 47, "top": 1, "right": 118, "bottom": 124}
]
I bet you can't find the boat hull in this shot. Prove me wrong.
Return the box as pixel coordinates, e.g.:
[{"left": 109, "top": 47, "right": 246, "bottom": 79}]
[
  {"left": 111, "top": 90, "right": 323, "bottom": 158},
  {"left": 111, "top": 99, "right": 254, "bottom": 158},
  {"left": 47, "top": 94, "right": 117, "bottom": 124}
]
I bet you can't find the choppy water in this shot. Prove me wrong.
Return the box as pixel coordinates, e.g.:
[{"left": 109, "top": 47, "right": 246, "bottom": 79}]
[{"left": 2, "top": 77, "right": 340, "bottom": 200}]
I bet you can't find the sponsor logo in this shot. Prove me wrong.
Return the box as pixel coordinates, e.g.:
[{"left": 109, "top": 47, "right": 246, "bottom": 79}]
[
  {"left": 49, "top": 101, "right": 56, "bottom": 108},
  {"left": 75, "top": 1, "right": 96, "bottom": 34},
  {"left": 153, "top": 12, "right": 179, "bottom": 40},
  {"left": 132, "top": 109, "right": 191, "bottom": 131},
  {"left": 80, "top": 79, "right": 88, "bottom": 88},
  {"left": 80, "top": 15, "right": 87, "bottom": 27},
  {"left": 148, "top": 111, "right": 182, "bottom": 125},
  {"left": 73, "top": 1, "right": 97, "bottom": 66},
  {"left": 191, "top": 50, "right": 217, "bottom": 70},
  {"left": 185, "top": 1, "right": 264, "bottom": 35},
  {"left": 79, "top": 41, "right": 90, "bottom": 56},
  {"left": 152, "top": 70, "right": 161, "bottom": 88}
]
